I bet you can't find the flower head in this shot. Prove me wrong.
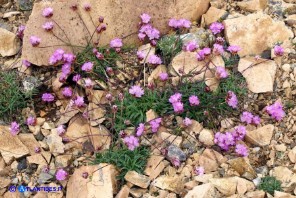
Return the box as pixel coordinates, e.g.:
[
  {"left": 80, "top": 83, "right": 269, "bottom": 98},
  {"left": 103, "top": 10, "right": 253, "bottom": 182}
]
[
  {"left": 172, "top": 102, "right": 184, "bottom": 113},
  {"left": 22, "top": 59, "right": 31, "bottom": 67},
  {"left": 171, "top": 157, "right": 181, "bottom": 168},
  {"left": 16, "top": 25, "right": 25, "bottom": 39},
  {"left": 56, "top": 169, "right": 68, "bottom": 181},
  {"left": 235, "top": 144, "right": 248, "bottom": 157},
  {"left": 57, "top": 125, "right": 66, "bottom": 136},
  {"left": 189, "top": 95, "right": 200, "bottom": 106},
  {"left": 169, "top": 93, "right": 182, "bottom": 104},
  {"left": 183, "top": 117, "right": 192, "bottom": 127},
  {"left": 213, "top": 44, "right": 224, "bottom": 55},
  {"left": 123, "top": 135, "right": 139, "bottom": 151},
  {"left": 10, "top": 121, "right": 20, "bottom": 136},
  {"left": 110, "top": 38, "right": 123, "bottom": 49},
  {"left": 184, "top": 41, "right": 198, "bottom": 52},
  {"left": 159, "top": 72, "right": 168, "bottom": 81},
  {"left": 226, "top": 91, "right": 238, "bottom": 109},
  {"left": 72, "top": 74, "right": 81, "bottom": 82},
  {"left": 136, "top": 50, "right": 145, "bottom": 60},
  {"left": 140, "top": 13, "right": 151, "bottom": 24},
  {"left": 81, "top": 62, "right": 93, "bottom": 72},
  {"left": 136, "top": 123, "right": 145, "bottom": 137},
  {"left": 215, "top": 66, "right": 228, "bottom": 79},
  {"left": 169, "top": 18, "right": 191, "bottom": 29},
  {"left": 150, "top": 118, "right": 162, "bottom": 133},
  {"left": 74, "top": 96, "right": 85, "bottom": 108},
  {"left": 266, "top": 101, "right": 285, "bottom": 121},
  {"left": 26, "top": 116, "right": 36, "bottom": 126},
  {"left": 62, "top": 87, "right": 73, "bottom": 98},
  {"left": 63, "top": 53, "right": 75, "bottom": 63},
  {"left": 49, "top": 49, "right": 64, "bottom": 65},
  {"left": 30, "top": 36, "right": 41, "bottom": 47},
  {"left": 42, "top": 21, "right": 54, "bottom": 31},
  {"left": 84, "top": 78, "right": 93, "bottom": 88},
  {"left": 129, "top": 85, "right": 144, "bottom": 98},
  {"left": 42, "top": 7, "right": 53, "bottom": 18},
  {"left": 232, "top": 125, "right": 246, "bottom": 141},
  {"left": 252, "top": 115, "right": 261, "bottom": 125},
  {"left": 83, "top": 3, "right": 91, "bottom": 11},
  {"left": 274, "top": 45, "right": 284, "bottom": 56},
  {"left": 227, "top": 45, "right": 241, "bottom": 54},
  {"left": 194, "top": 166, "right": 205, "bottom": 176},
  {"left": 240, "top": 111, "right": 253, "bottom": 124},
  {"left": 148, "top": 55, "right": 162, "bottom": 65},
  {"left": 42, "top": 93, "right": 55, "bottom": 102},
  {"left": 209, "top": 22, "right": 224, "bottom": 35},
  {"left": 214, "top": 132, "right": 235, "bottom": 151}
]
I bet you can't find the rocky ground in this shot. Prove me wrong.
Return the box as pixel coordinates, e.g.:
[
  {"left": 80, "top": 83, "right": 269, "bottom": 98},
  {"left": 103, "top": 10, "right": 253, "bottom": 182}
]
[{"left": 0, "top": 0, "right": 296, "bottom": 198}]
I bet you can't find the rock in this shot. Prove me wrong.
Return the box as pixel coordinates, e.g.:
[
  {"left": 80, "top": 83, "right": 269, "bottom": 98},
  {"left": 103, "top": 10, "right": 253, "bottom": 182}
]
[
  {"left": 152, "top": 175, "right": 184, "bottom": 194},
  {"left": 288, "top": 146, "right": 296, "bottom": 163},
  {"left": 144, "top": 155, "right": 165, "bottom": 180},
  {"left": 186, "top": 120, "right": 203, "bottom": 134},
  {"left": 184, "top": 183, "right": 216, "bottom": 198},
  {"left": 45, "top": 130, "right": 65, "bottom": 156},
  {"left": 55, "top": 155, "right": 72, "bottom": 167},
  {"left": 146, "top": 109, "right": 158, "bottom": 123},
  {"left": 283, "top": 80, "right": 291, "bottom": 88},
  {"left": 129, "top": 188, "right": 146, "bottom": 198},
  {"left": 285, "top": 15, "right": 296, "bottom": 27},
  {"left": 245, "top": 190, "right": 265, "bottom": 198},
  {"left": 22, "top": 0, "right": 210, "bottom": 66},
  {"left": 198, "top": 129, "right": 214, "bottom": 146},
  {"left": 160, "top": 132, "right": 182, "bottom": 147},
  {"left": 0, "top": 125, "right": 30, "bottom": 163},
  {"left": 238, "top": 58, "right": 277, "bottom": 93},
  {"left": 228, "top": 157, "right": 257, "bottom": 180},
  {"left": 3, "top": 11, "right": 21, "bottom": 18},
  {"left": 282, "top": 64, "right": 291, "bottom": 72},
  {"left": 275, "top": 144, "right": 287, "bottom": 152},
  {"left": 180, "top": 28, "right": 215, "bottom": 49},
  {"left": 18, "top": 133, "right": 42, "bottom": 155},
  {"left": 124, "top": 171, "right": 150, "bottom": 188},
  {"left": 17, "top": 158, "right": 27, "bottom": 171},
  {"left": 199, "top": 149, "right": 227, "bottom": 172},
  {"left": 0, "top": 28, "right": 20, "bottom": 57},
  {"left": 274, "top": 191, "right": 296, "bottom": 198},
  {"left": 87, "top": 102, "right": 106, "bottom": 126},
  {"left": 115, "top": 185, "right": 130, "bottom": 198},
  {"left": 221, "top": 118, "right": 234, "bottom": 129},
  {"left": 56, "top": 103, "right": 79, "bottom": 126},
  {"left": 194, "top": 174, "right": 214, "bottom": 183},
  {"left": 245, "top": 125, "right": 274, "bottom": 146},
  {"left": 148, "top": 65, "right": 167, "bottom": 85},
  {"left": 167, "top": 144, "right": 187, "bottom": 163},
  {"left": 209, "top": 177, "right": 237, "bottom": 196},
  {"left": 27, "top": 154, "right": 47, "bottom": 166},
  {"left": 224, "top": 13, "right": 293, "bottom": 57},
  {"left": 18, "top": 0, "right": 33, "bottom": 11},
  {"left": 67, "top": 164, "right": 118, "bottom": 198},
  {"left": 0, "top": 176, "right": 10, "bottom": 189},
  {"left": 201, "top": 7, "right": 227, "bottom": 26},
  {"left": 235, "top": 177, "right": 255, "bottom": 195},
  {"left": 272, "top": 166, "right": 294, "bottom": 183},
  {"left": 237, "top": 0, "right": 267, "bottom": 12},
  {"left": 38, "top": 172, "right": 54, "bottom": 184},
  {"left": 138, "top": 44, "right": 156, "bottom": 64}
]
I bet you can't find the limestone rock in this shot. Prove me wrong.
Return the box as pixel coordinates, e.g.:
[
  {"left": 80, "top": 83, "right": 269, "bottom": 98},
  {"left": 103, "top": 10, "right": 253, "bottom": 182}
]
[
  {"left": 146, "top": 109, "right": 158, "bottom": 122},
  {"left": 194, "top": 174, "right": 214, "bottom": 183},
  {"left": 115, "top": 185, "right": 130, "bottom": 198},
  {"left": 224, "top": 13, "right": 293, "bottom": 57},
  {"left": 201, "top": 7, "right": 227, "bottom": 26},
  {"left": 22, "top": 0, "right": 210, "bottom": 66},
  {"left": 273, "top": 166, "right": 294, "bottom": 183},
  {"left": 198, "top": 129, "right": 214, "bottom": 146},
  {"left": 288, "top": 146, "right": 296, "bottom": 163},
  {"left": 160, "top": 132, "right": 182, "bottom": 147},
  {"left": 209, "top": 177, "right": 237, "bottom": 196},
  {"left": 199, "top": 149, "right": 227, "bottom": 172},
  {"left": 228, "top": 157, "right": 256, "bottom": 180},
  {"left": 235, "top": 177, "right": 255, "bottom": 195},
  {"left": 285, "top": 15, "right": 296, "bottom": 27},
  {"left": 55, "top": 154, "right": 72, "bottom": 167},
  {"left": 27, "top": 154, "right": 47, "bottom": 166},
  {"left": 152, "top": 175, "right": 184, "bottom": 194},
  {"left": 45, "top": 130, "right": 65, "bottom": 156},
  {"left": 66, "top": 164, "right": 118, "bottom": 198},
  {"left": 18, "top": 133, "right": 42, "bottom": 155},
  {"left": 0, "top": 125, "right": 29, "bottom": 163},
  {"left": 237, "top": 0, "right": 267, "bottom": 12},
  {"left": 274, "top": 191, "right": 296, "bottom": 198},
  {"left": 238, "top": 58, "right": 277, "bottom": 93},
  {"left": 144, "top": 155, "right": 165, "bottom": 180},
  {"left": 0, "top": 28, "right": 20, "bottom": 57},
  {"left": 87, "top": 102, "right": 106, "bottom": 126},
  {"left": 184, "top": 183, "right": 216, "bottom": 198},
  {"left": 124, "top": 171, "right": 150, "bottom": 188},
  {"left": 245, "top": 125, "right": 274, "bottom": 147},
  {"left": 245, "top": 190, "right": 265, "bottom": 198}
]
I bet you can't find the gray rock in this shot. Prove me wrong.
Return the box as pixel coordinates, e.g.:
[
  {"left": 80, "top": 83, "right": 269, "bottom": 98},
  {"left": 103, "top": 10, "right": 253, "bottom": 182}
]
[
  {"left": 18, "top": 0, "right": 33, "bottom": 11},
  {"left": 167, "top": 144, "right": 186, "bottom": 162},
  {"left": 17, "top": 158, "right": 27, "bottom": 171},
  {"left": 37, "top": 172, "right": 54, "bottom": 184},
  {"left": 181, "top": 28, "right": 215, "bottom": 49}
]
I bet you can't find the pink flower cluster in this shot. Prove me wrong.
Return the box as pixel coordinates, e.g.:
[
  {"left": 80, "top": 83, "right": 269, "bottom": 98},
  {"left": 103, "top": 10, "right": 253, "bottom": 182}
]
[
  {"left": 169, "top": 93, "right": 184, "bottom": 113},
  {"left": 209, "top": 22, "right": 224, "bottom": 35},
  {"left": 183, "top": 41, "right": 198, "bottom": 52},
  {"left": 183, "top": 117, "right": 192, "bottom": 127},
  {"left": 62, "top": 87, "right": 73, "bottom": 98},
  {"left": 110, "top": 38, "right": 123, "bottom": 52},
  {"left": 274, "top": 45, "right": 284, "bottom": 56},
  {"left": 196, "top": 48, "right": 211, "bottom": 61},
  {"left": 213, "top": 44, "right": 224, "bottom": 55},
  {"left": 138, "top": 13, "right": 160, "bottom": 45},
  {"left": 42, "top": 7, "right": 53, "bottom": 18},
  {"left": 226, "top": 91, "right": 238, "bottom": 109},
  {"left": 16, "top": 25, "right": 25, "bottom": 39},
  {"left": 81, "top": 62, "right": 93, "bottom": 72},
  {"left": 30, "top": 36, "right": 41, "bottom": 47},
  {"left": 266, "top": 101, "right": 285, "bottom": 121},
  {"left": 150, "top": 118, "right": 162, "bottom": 133},
  {"left": 136, "top": 123, "right": 145, "bottom": 136},
  {"left": 136, "top": 50, "right": 145, "bottom": 60},
  {"left": 159, "top": 72, "right": 168, "bottom": 81},
  {"left": 189, "top": 95, "right": 200, "bottom": 106},
  {"left": 129, "top": 85, "right": 144, "bottom": 98},
  {"left": 235, "top": 144, "right": 248, "bottom": 157},
  {"left": 56, "top": 169, "right": 68, "bottom": 181},
  {"left": 240, "top": 111, "right": 261, "bottom": 125},
  {"left": 10, "top": 121, "right": 20, "bottom": 136},
  {"left": 215, "top": 66, "right": 228, "bottom": 79},
  {"left": 123, "top": 135, "right": 139, "bottom": 151},
  {"left": 42, "top": 93, "right": 55, "bottom": 102},
  {"left": 57, "top": 125, "right": 66, "bottom": 136},
  {"left": 169, "top": 18, "right": 191, "bottom": 29},
  {"left": 22, "top": 60, "right": 31, "bottom": 67},
  {"left": 227, "top": 45, "right": 241, "bottom": 54},
  {"left": 26, "top": 116, "right": 36, "bottom": 126},
  {"left": 148, "top": 55, "right": 162, "bottom": 65},
  {"left": 42, "top": 21, "right": 54, "bottom": 31},
  {"left": 194, "top": 166, "right": 205, "bottom": 176}
]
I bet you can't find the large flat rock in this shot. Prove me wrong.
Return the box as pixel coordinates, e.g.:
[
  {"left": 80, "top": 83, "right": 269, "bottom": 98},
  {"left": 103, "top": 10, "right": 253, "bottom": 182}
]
[{"left": 22, "top": 0, "right": 210, "bottom": 66}]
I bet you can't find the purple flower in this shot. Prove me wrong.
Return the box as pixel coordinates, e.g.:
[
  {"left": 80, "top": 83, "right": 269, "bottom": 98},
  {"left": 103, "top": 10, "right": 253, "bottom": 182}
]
[
  {"left": 203, "top": 48, "right": 211, "bottom": 55},
  {"left": 146, "top": 28, "right": 160, "bottom": 41},
  {"left": 42, "top": 93, "right": 55, "bottom": 102},
  {"left": 196, "top": 50, "right": 206, "bottom": 61},
  {"left": 140, "top": 13, "right": 151, "bottom": 24},
  {"left": 26, "top": 116, "right": 36, "bottom": 126},
  {"left": 235, "top": 144, "right": 248, "bottom": 157},
  {"left": 16, "top": 25, "right": 25, "bottom": 39},
  {"left": 62, "top": 63, "right": 71, "bottom": 76},
  {"left": 213, "top": 44, "right": 224, "bottom": 55},
  {"left": 62, "top": 87, "right": 73, "bottom": 98},
  {"left": 159, "top": 72, "right": 168, "bottom": 81},
  {"left": 189, "top": 95, "right": 200, "bottom": 106},
  {"left": 56, "top": 169, "right": 68, "bottom": 181},
  {"left": 266, "top": 101, "right": 285, "bottom": 121},
  {"left": 110, "top": 38, "right": 123, "bottom": 49},
  {"left": 215, "top": 66, "right": 228, "bottom": 79},
  {"left": 274, "top": 45, "right": 284, "bottom": 56},
  {"left": 171, "top": 157, "right": 181, "bottom": 168},
  {"left": 49, "top": 49, "right": 64, "bottom": 65},
  {"left": 240, "top": 111, "right": 253, "bottom": 124},
  {"left": 84, "top": 78, "right": 93, "bottom": 88},
  {"left": 81, "top": 62, "right": 93, "bottom": 72},
  {"left": 184, "top": 41, "right": 198, "bottom": 52},
  {"left": 42, "top": 7, "right": 53, "bottom": 18},
  {"left": 74, "top": 96, "right": 85, "bottom": 108},
  {"left": 72, "top": 74, "right": 81, "bottom": 82},
  {"left": 226, "top": 91, "right": 238, "bottom": 109},
  {"left": 129, "top": 85, "right": 144, "bottom": 98},
  {"left": 172, "top": 102, "right": 184, "bottom": 113},
  {"left": 183, "top": 117, "right": 192, "bottom": 127},
  {"left": 209, "top": 22, "right": 224, "bottom": 35},
  {"left": 179, "top": 19, "right": 191, "bottom": 28},
  {"left": 137, "top": 50, "right": 145, "bottom": 60},
  {"left": 194, "top": 166, "right": 205, "bottom": 176},
  {"left": 232, "top": 125, "right": 246, "bottom": 141},
  {"left": 214, "top": 132, "right": 235, "bottom": 151},
  {"left": 169, "top": 18, "right": 191, "bottom": 29},
  {"left": 10, "top": 121, "right": 20, "bottom": 136},
  {"left": 57, "top": 125, "right": 66, "bottom": 136},
  {"left": 227, "top": 45, "right": 241, "bottom": 54},
  {"left": 42, "top": 21, "right": 54, "bottom": 31},
  {"left": 123, "top": 135, "right": 139, "bottom": 151},
  {"left": 150, "top": 118, "right": 162, "bottom": 133},
  {"left": 63, "top": 53, "right": 75, "bottom": 63},
  {"left": 252, "top": 115, "right": 261, "bottom": 125},
  {"left": 169, "top": 93, "right": 182, "bottom": 104},
  {"left": 148, "top": 55, "right": 162, "bottom": 65},
  {"left": 22, "top": 60, "right": 31, "bottom": 67},
  {"left": 138, "top": 33, "right": 146, "bottom": 41},
  {"left": 83, "top": 3, "right": 91, "bottom": 11},
  {"left": 30, "top": 36, "right": 41, "bottom": 47},
  {"left": 136, "top": 123, "right": 145, "bottom": 137}
]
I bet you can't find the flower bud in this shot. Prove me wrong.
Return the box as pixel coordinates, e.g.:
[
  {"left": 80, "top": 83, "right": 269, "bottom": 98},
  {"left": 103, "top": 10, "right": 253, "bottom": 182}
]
[
  {"left": 99, "top": 16, "right": 104, "bottom": 23},
  {"left": 82, "top": 172, "right": 89, "bottom": 179}
]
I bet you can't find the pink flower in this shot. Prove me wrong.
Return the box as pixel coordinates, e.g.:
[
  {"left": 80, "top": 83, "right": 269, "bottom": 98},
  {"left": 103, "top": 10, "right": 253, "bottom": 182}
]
[
  {"left": 189, "top": 95, "right": 200, "bottom": 106},
  {"left": 129, "top": 85, "right": 144, "bottom": 98},
  {"left": 150, "top": 118, "right": 162, "bottom": 133},
  {"left": 136, "top": 123, "right": 145, "bottom": 136},
  {"left": 235, "top": 144, "right": 248, "bottom": 157},
  {"left": 137, "top": 50, "right": 145, "bottom": 60},
  {"left": 123, "top": 135, "right": 139, "bottom": 151},
  {"left": 214, "top": 132, "right": 235, "bottom": 151},
  {"left": 95, "top": 52, "right": 104, "bottom": 60},
  {"left": 81, "top": 62, "right": 93, "bottom": 72},
  {"left": 146, "top": 28, "right": 160, "bottom": 41},
  {"left": 83, "top": 3, "right": 91, "bottom": 11},
  {"left": 194, "top": 166, "right": 205, "bottom": 176},
  {"left": 110, "top": 38, "right": 123, "bottom": 49},
  {"left": 184, "top": 41, "right": 198, "bottom": 52},
  {"left": 84, "top": 78, "right": 93, "bottom": 88},
  {"left": 209, "top": 22, "right": 224, "bottom": 35},
  {"left": 215, "top": 66, "right": 228, "bottom": 79},
  {"left": 274, "top": 45, "right": 284, "bottom": 56},
  {"left": 266, "top": 101, "right": 285, "bottom": 121},
  {"left": 10, "top": 121, "right": 20, "bottom": 136},
  {"left": 183, "top": 117, "right": 192, "bottom": 127},
  {"left": 72, "top": 74, "right": 81, "bottom": 82},
  {"left": 227, "top": 45, "right": 241, "bottom": 54},
  {"left": 226, "top": 91, "right": 238, "bottom": 109},
  {"left": 252, "top": 115, "right": 261, "bottom": 125},
  {"left": 42, "top": 21, "right": 54, "bottom": 31},
  {"left": 42, "top": 7, "right": 53, "bottom": 18},
  {"left": 49, "top": 49, "right": 64, "bottom": 65},
  {"left": 22, "top": 60, "right": 31, "bottom": 67},
  {"left": 16, "top": 25, "right": 25, "bottom": 39},
  {"left": 240, "top": 111, "right": 253, "bottom": 124},
  {"left": 196, "top": 50, "right": 205, "bottom": 61},
  {"left": 61, "top": 63, "right": 71, "bottom": 76},
  {"left": 213, "top": 44, "right": 224, "bottom": 55},
  {"left": 42, "top": 93, "right": 55, "bottom": 102},
  {"left": 148, "top": 55, "right": 162, "bottom": 65},
  {"left": 202, "top": 48, "right": 211, "bottom": 55},
  {"left": 232, "top": 125, "right": 246, "bottom": 141},
  {"left": 26, "top": 116, "right": 36, "bottom": 126},
  {"left": 216, "top": 37, "right": 225, "bottom": 44},
  {"left": 159, "top": 72, "right": 168, "bottom": 81},
  {"left": 63, "top": 53, "right": 75, "bottom": 63},
  {"left": 172, "top": 102, "right": 184, "bottom": 113},
  {"left": 179, "top": 19, "right": 191, "bottom": 28},
  {"left": 62, "top": 87, "right": 73, "bottom": 98},
  {"left": 169, "top": 93, "right": 182, "bottom": 104},
  {"left": 138, "top": 33, "right": 146, "bottom": 41},
  {"left": 140, "top": 13, "right": 151, "bottom": 24},
  {"left": 171, "top": 157, "right": 181, "bottom": 167},
  {"left": 57, "top": 125, "right": 66, "bottom": 136},
  {"left": 74, "top": 96, "right": 85, "bottom": 108},
  {"left": 169, "top": 18, "right": 191, "bottom": 29},
  {"left": 30, "top": 36, "right": 41, "bottom": 47},
  {"left": 56, "top": 169, "right": 68, "bottom": 181}
]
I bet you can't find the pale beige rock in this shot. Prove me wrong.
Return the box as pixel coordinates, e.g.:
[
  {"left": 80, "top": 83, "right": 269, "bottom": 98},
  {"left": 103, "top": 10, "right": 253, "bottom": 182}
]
[
  {"left": 209, "top": 177, "right": 237, "bottom": 196},
  {"left": 228, "top": 157, "right": 257, "bottom": 180},
  {"left": 186, "top": 120, "right": 203, "bottom": 134},
  {"left": 56, "top": 103, "right": 79, "bottom": 126},
  {"left": 66, "top": 164, "right": 118, "bottom": 198},
  {"left": 238, "top": 58, "right": 277, "bottom": 93},
  {"left": 245, "top": 124, "right": 274, "bottom": 146},
  {"left": 224, "top": 13, "right": 294, "bottom": 57},
  {"left": 3, "top": 11, "right": 21, "bottom": 18},
  {"left": 18, "top": 133, "right": 42, "bottom": 155},
  {"left": 237, "top": 0, "right": 267, "bottom": 12},
  {"left": 288, "top": 146, "right": 296, "bottom": 163},
  {"left": 148, "top": 65, "right": 167, "bottom": 85},
  {"left": 55, "top": 155, "right": 72, "bottom": 167},
  {"left": 0, "top": 177, "right": 10, "bottom": 189},
  {"left": 235, "top": 176, "right": 255, "bottom": 195},
  {"left": 129, "top": 188, "right": 146, "bottom": 198},
  {"left": 22, "top": 0, "right": 210, "bottom": 66},
  {"left": 275, "top": 144, "right": 287, "bottom": 152},
  {"left": 146, "top": 109, "right": 158, "bottom": 122},
  {"left": 184, "top": 183, "right": 216, "bottom": 198},
  {"left": 144, "top": 155, "right": 165, "bottom": 179},
  {"left": 138, "top": 44, "right": 156, "bottom": 64},
  {"left": 194, "top": 174, "right": 214, "bottom": 183},
  {"left": 160, "top": 132, "right": 182, "bottom": 147},
  {"left": 221, "top": 118, "right": 234, "bottom": 129},
  {"left": 285, "top": 15, "right": 296, "bottom": 27},
  {"left": 45, "top": 129, "right": 65, "bottom": 156},
  {"left": 198, "top": 129, "right": 214, "bottom": 146},
  {"left": 124, "top": 171, "right": 150, "bottom": 188},
  {"left": 0, "top": 28, "right": 20, "bottom": 57},
  {"left": 199, "top": 149, "right": 227, "bottom": 172},
  {"left": 152, "top": 175, "right": 184, "bottom": 194},
  {"left": 27, "top": 154, "right": 47, "bottom": 166},
  {"left": 273, "top": 166, "right": 294, "bottom": 183},
  {"left": 0, "top": 125, "right": 29, "bottom": 163},
  {"left": 115, "top": 185, "right": 130, "bottom": 198},
  {"left": 245, "top": 190, "right": 265, "bottom": 198},
  {"left": 274, "top": 191, "right": 296, "bottom": 198},
  {"left": 87, "top": 102, "right": 106, "bottom": 126},
  {"left": 201, "top": 7, "right": 227, "bottom": 26}
]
